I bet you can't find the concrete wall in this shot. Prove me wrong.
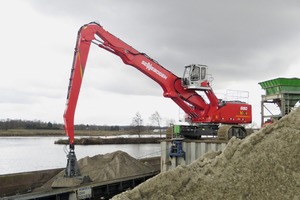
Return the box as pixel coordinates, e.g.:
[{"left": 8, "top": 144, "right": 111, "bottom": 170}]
[{"left": 161, "top": 139, "right": 227, "bottom": 172}]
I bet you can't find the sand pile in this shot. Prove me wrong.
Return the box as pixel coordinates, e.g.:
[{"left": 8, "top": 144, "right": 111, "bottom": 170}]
[
  {"left": 37, "top": 150, "right": 155, "bottom": 190},
  {"left": 113, "top": 107, "right": 300, "bottom": 200},
  {"left": 78, "top": 150, "right": 155, "bottom": 181}
]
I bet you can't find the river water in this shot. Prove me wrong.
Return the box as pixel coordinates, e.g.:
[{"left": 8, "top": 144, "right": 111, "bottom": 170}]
[{"left": 0, "top": 136, "right": 161, "bottom": 175}]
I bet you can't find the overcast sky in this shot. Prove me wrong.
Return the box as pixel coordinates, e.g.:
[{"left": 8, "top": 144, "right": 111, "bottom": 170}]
[{"left": 1, "top": 0, "right": 299, "bottom": 127}]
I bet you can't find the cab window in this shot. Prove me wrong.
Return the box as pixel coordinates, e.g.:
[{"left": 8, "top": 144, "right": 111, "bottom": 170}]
[
  {"left": 201, "top": 67, "right": 206, "bottom": 80},
  {"left": 191, "top": 67, "right": 200, "bottom": 81}
]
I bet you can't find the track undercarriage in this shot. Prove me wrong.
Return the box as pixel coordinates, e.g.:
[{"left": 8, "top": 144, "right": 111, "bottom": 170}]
[
  {"left": 217, "top": 125, "right": 247, "bottom": 140},
  {"left": 178, "top": 124, "right": 247, "bottom": 140}
]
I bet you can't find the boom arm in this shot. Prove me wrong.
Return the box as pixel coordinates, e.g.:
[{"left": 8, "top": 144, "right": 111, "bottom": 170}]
[{"left": 64, "top": 22, "right": 251, "bottom": 144}]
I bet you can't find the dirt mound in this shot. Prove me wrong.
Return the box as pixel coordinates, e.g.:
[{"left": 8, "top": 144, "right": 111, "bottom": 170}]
[
  {"left": 113, "top": 107, "right": 300, "bottom": 200},
  {"left": 78, "top": 150, "right": 155, "bottom": 181},
  {"left": 37, "top": 150, "right": 155, "bottom": 190}
]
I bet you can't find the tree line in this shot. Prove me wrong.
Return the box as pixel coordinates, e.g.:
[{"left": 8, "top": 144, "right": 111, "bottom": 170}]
[
  {"left": 0, "top": 111, "right": 171, "bottom": 132},
  {"left": 0, "top": 119, "right": 62, "bottom": 130}
]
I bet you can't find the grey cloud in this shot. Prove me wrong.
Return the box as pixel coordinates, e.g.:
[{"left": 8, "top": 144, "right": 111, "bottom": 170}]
[{"left": 30, "top": 0, "right": 300, "bottom": 93}]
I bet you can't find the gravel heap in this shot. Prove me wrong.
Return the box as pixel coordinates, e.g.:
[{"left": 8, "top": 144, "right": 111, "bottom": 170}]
[
  {"left": 37, "top": 150, "right": 155, "bottom": 189},
  {"left": 113, "top": 107, "right": 300, "bottom": 200},
  {"left": 78, "top": 150, "right": 154, "bottom": 182}
]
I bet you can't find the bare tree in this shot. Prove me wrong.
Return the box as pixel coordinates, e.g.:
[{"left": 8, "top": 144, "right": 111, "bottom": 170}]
[
  {"left": 165, "top": 118, "right": 175, "bottom": 127},
  {"left": 131, "top": 112, "right": 143, "bottom": 138},
  {"left": 150, "top": 111, "right": 162, "bottom": 137}
]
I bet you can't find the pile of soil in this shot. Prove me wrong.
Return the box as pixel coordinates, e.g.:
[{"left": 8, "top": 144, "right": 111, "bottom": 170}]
[
  {"left": 113, "top": 107, "right": 300, "bottom": 200},
  {"left": 78, "top": 150, "right": 155, "bottom": 181},
  {"left": 36, "top": 151, "right": 155, "bottom": 190}
]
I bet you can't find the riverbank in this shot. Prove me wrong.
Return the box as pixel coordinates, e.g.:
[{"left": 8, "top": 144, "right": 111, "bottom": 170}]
[
  {"left": 55, "top": 137, "right": 165, "bottom": 145},
  {"left": 0, "top": 129, "right": 160, "bottom": 137},
  {"left": 0, "top": 129, "right": 65, "bottom": 136},
  {"left": 0, "top": 129, "right": 166, "bottom": 144}
]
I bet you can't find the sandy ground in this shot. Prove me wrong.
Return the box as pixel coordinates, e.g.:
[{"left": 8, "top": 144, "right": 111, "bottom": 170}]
[{"left": 113, "top": 107, "right": 300, "bottom": 200}]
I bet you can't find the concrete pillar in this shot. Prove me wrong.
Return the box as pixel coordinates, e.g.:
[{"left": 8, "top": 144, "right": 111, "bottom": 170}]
[
  {"left": 160, "top": 141, "right": 169, "bottom": 172},
  {"left": 190, "top": 142, "right": 196, "bottom": 162},
  {"left": 160, "top": 140, "right": 227, "bottom": 172}
]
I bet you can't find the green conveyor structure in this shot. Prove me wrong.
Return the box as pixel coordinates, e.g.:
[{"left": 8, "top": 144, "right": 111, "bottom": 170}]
[
  {"left": 259, "top": 78, "right": 300, "bottom": 95},
  {"left": 259, "top": 78, "right": 300, "bottom": 125}
]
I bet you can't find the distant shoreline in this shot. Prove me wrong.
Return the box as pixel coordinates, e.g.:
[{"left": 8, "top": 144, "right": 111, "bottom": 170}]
[
  {"left": 0, "top": 129, "right": 65, "bottom": 137},
  {"left": 0, "top": 129, "right": 166, "bottom": 145},
  {"left": 0, "top": 129, "right": 164, "bottom": 137},
  {"left": 55, "top": 137, "right": 165, "bottom": 145}
]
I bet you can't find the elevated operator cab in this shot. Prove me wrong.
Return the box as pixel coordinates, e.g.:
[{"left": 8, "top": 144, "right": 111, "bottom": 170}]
[{"left": 182, "top": 64, "right": 211, "bottom": 90}]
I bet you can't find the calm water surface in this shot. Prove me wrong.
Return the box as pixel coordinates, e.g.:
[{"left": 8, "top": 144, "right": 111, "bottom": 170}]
[{"left": 0, "top": 136, "right": 161, "bottom": 175}]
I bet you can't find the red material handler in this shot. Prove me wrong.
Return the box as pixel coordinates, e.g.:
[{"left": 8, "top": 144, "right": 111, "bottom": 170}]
[{"left": 64, "top": 22, "right": 252, "bottom": 144}]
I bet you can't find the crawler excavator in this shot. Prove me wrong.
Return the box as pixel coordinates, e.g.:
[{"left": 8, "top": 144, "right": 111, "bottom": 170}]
[{"left": 63, "top": 22, "right": 252, "bottom": 177}]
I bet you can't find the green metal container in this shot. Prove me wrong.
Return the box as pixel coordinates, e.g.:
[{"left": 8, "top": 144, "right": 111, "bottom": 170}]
[
  {"left": 259, "top": 78, "right": 300, "bottom": 95},
  {"left": 173, "top": 125, "right": 181, "bottom": 135}
]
